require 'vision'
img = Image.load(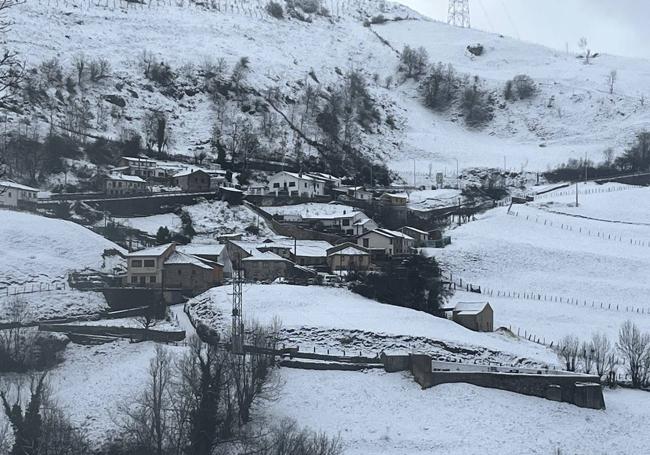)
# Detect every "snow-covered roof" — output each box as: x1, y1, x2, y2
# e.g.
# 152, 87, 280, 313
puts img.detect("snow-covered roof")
164, 251, 214, 270
368, 228, 415, 241
454, 302, 491, 315
381, 192, 408, 199
128, 243, 174, 257
177, 244, 226, 257
402, 226, 429, 235
232, 238, 332, 258
0, 180, 39, 192
106, 174, 146, 183
173, 168, 208, 178
121, 156, 156, 163
354, 218, 374, 226
274, 171, 316, 181
242, 251, 290, 262
329, 246, 369, 256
